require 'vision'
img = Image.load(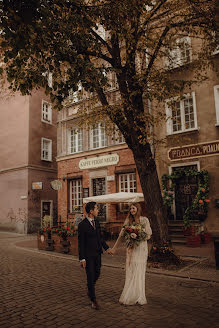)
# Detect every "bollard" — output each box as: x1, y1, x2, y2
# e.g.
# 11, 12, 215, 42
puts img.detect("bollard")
213, 236, 219, 270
